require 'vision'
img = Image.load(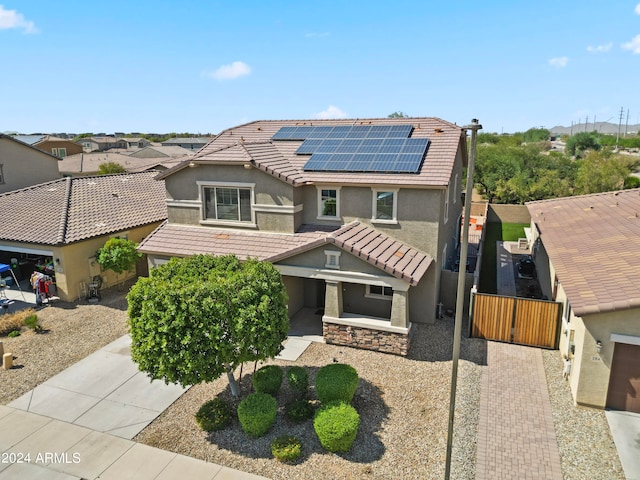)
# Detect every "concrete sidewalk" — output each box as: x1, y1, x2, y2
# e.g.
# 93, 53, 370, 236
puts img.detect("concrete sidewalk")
0, 405, 267, 480
605, 410, 640, 480
2, 335, 270, 479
